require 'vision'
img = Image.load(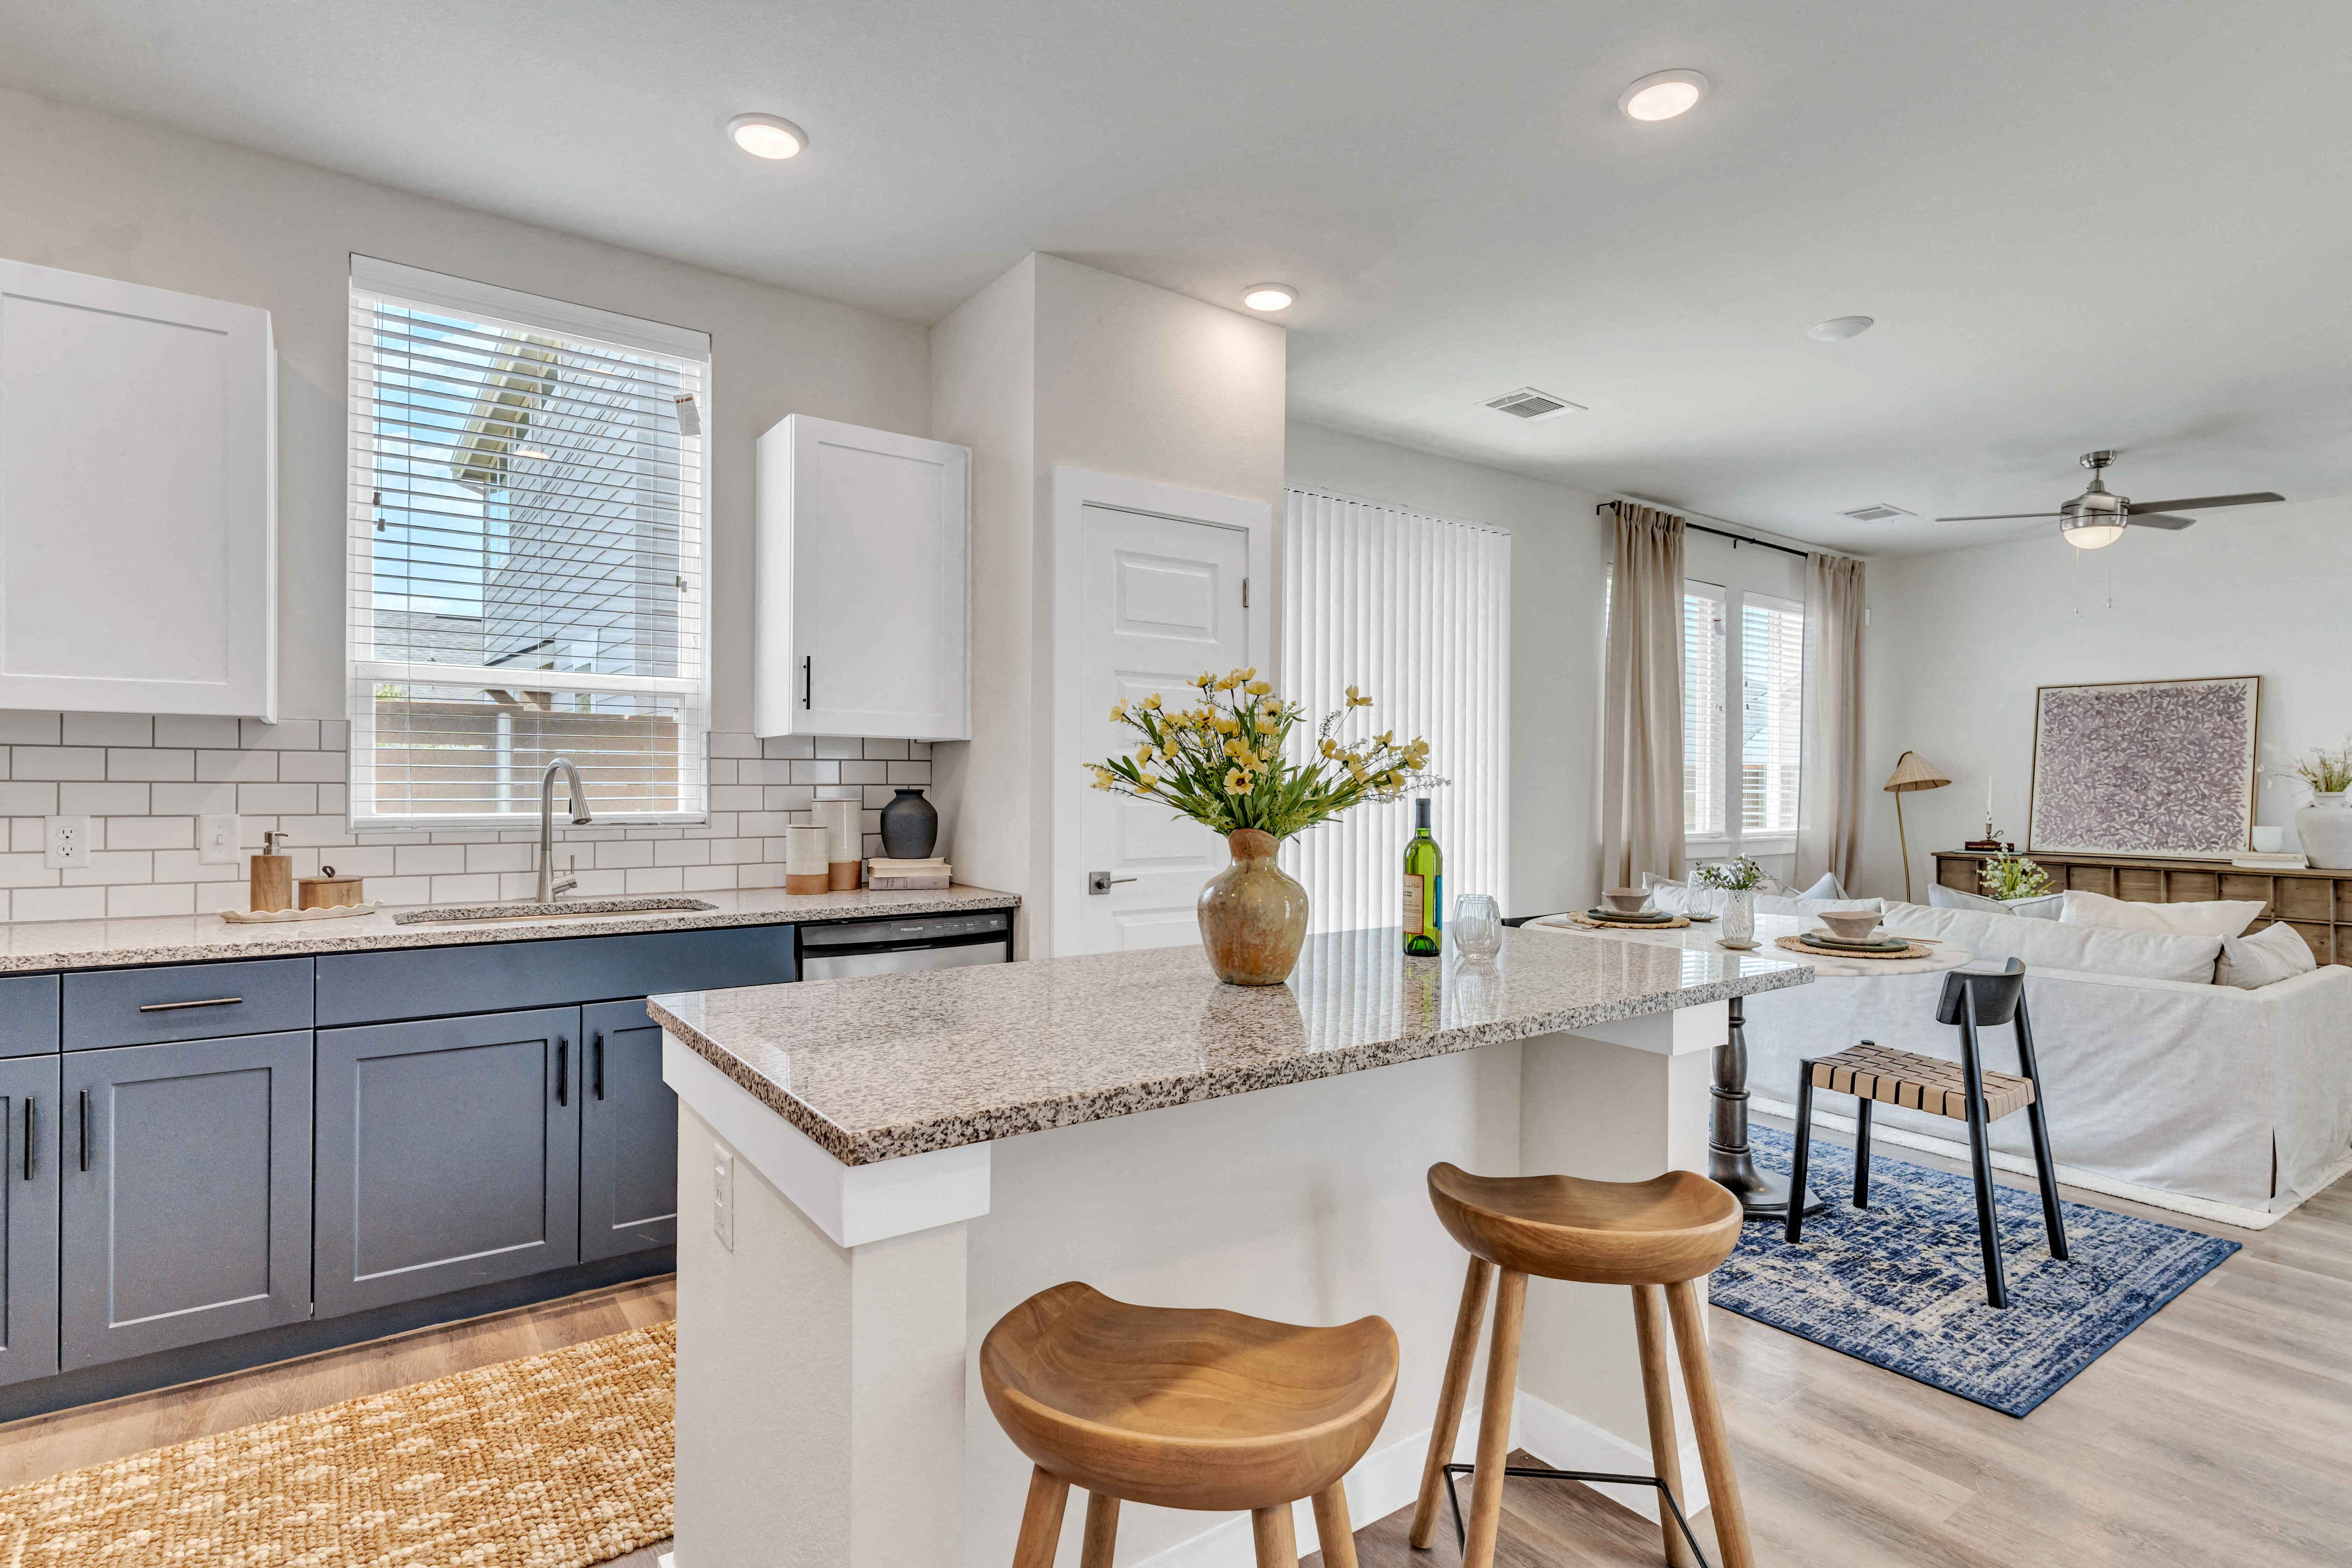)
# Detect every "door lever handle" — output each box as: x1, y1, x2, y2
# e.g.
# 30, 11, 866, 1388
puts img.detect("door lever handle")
1087, 871, 1139, 895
